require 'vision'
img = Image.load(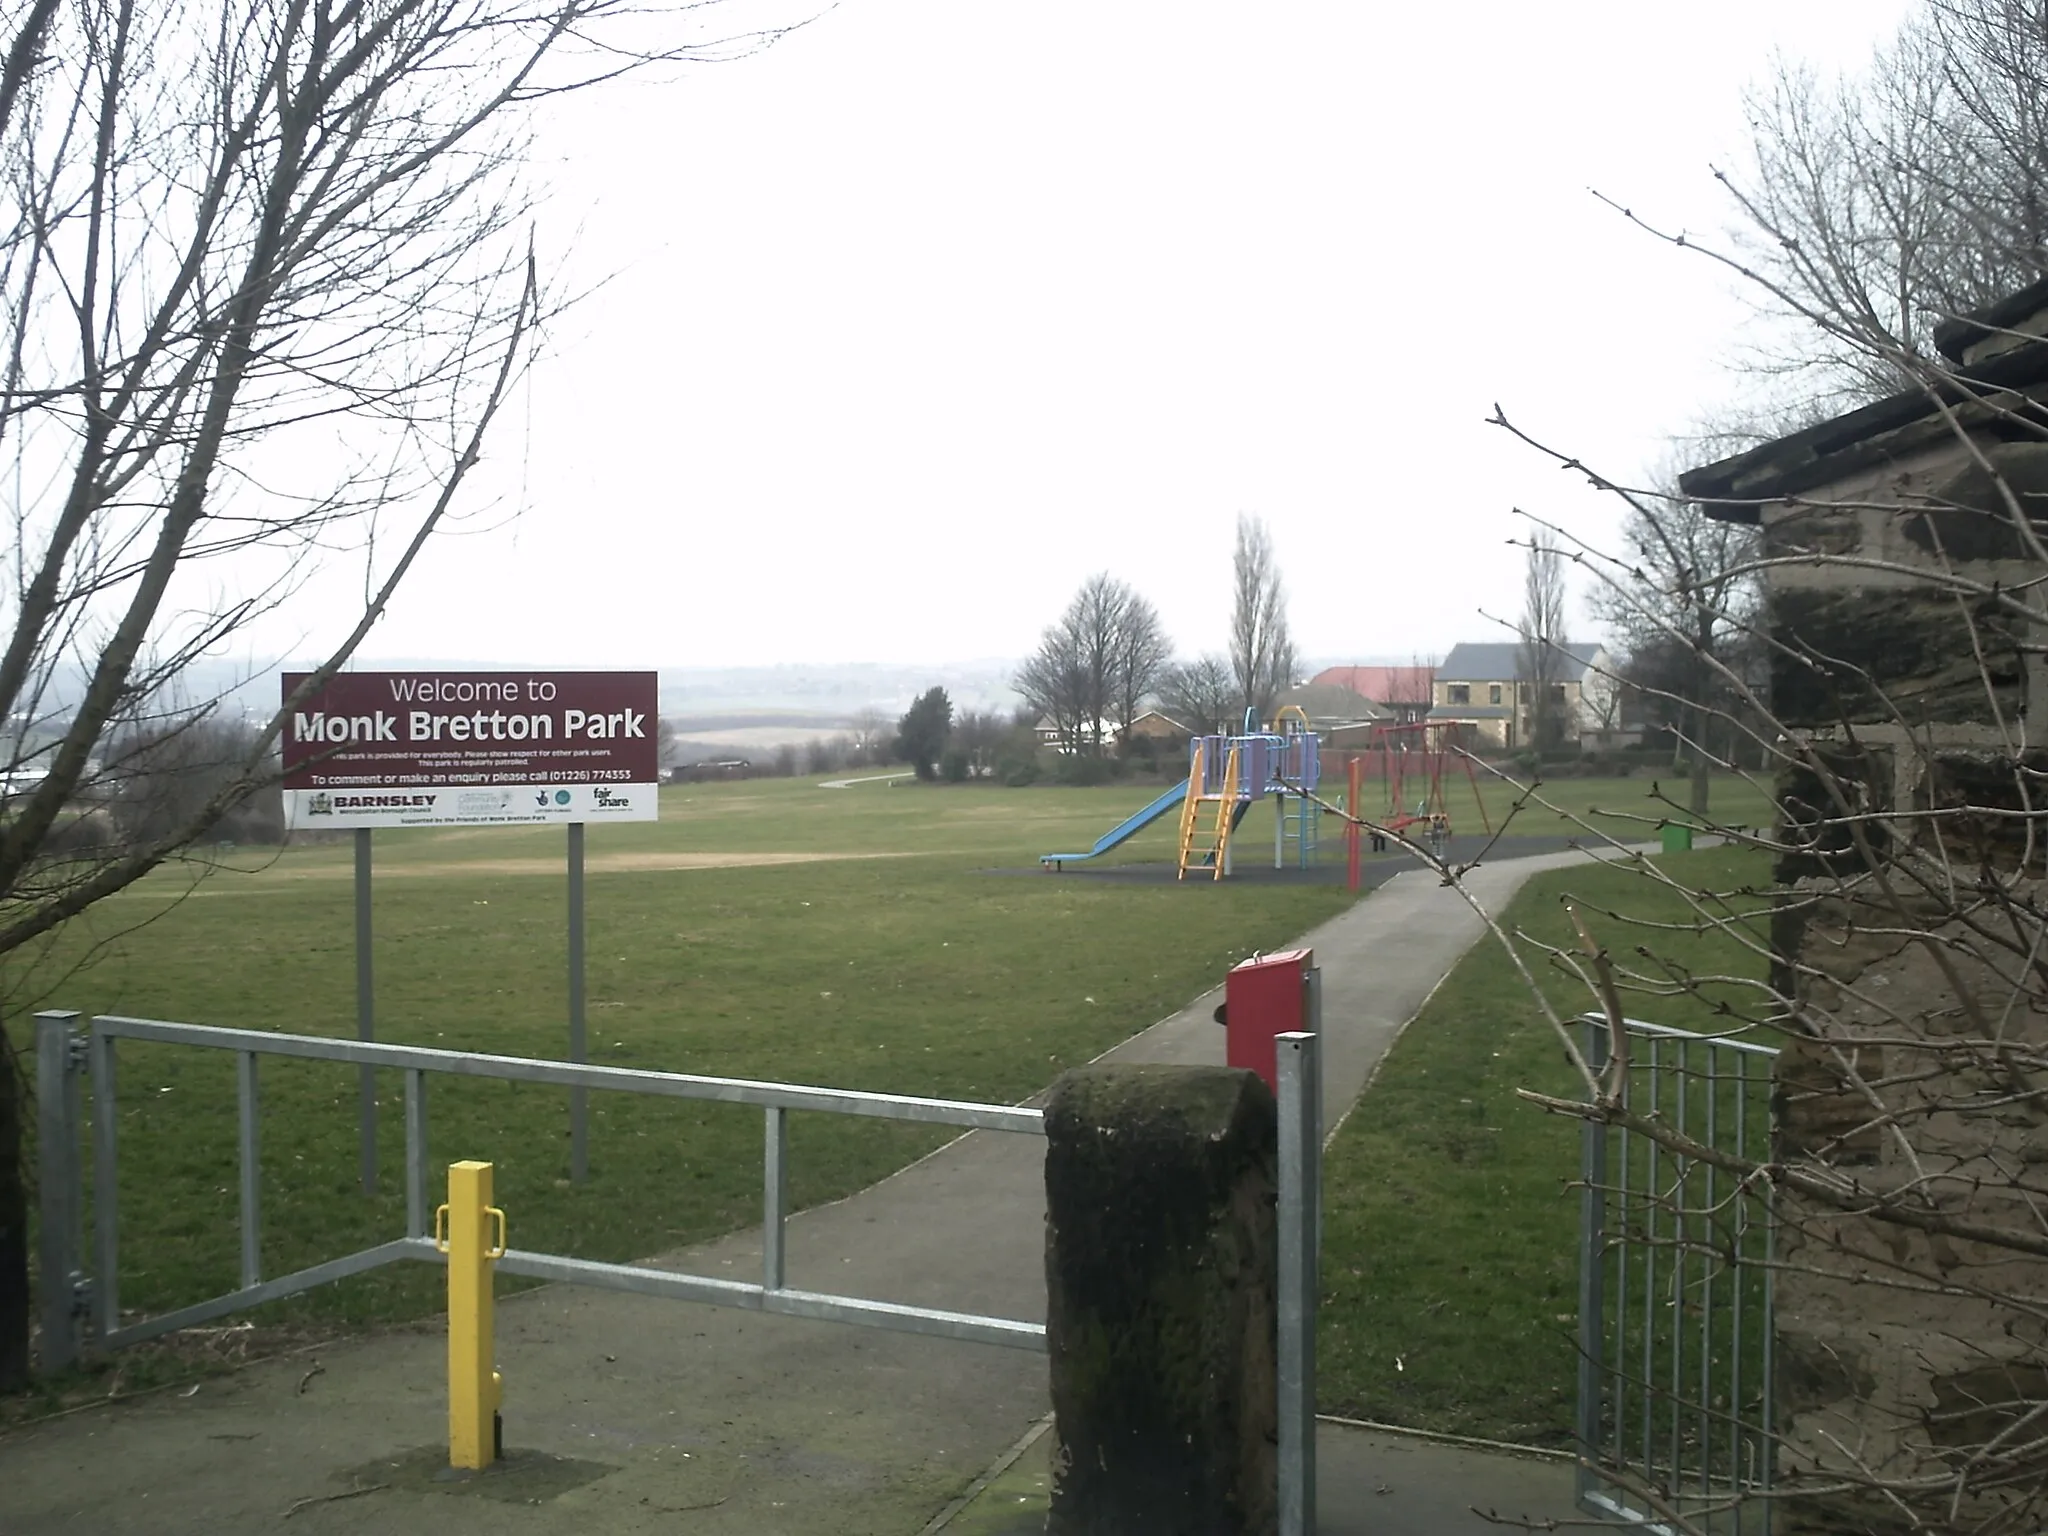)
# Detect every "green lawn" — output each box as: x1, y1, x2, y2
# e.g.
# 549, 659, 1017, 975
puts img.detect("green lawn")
1341, 763, 1777, 846
1315, 844, 1775, 1446
12, 777, 1357, 1356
